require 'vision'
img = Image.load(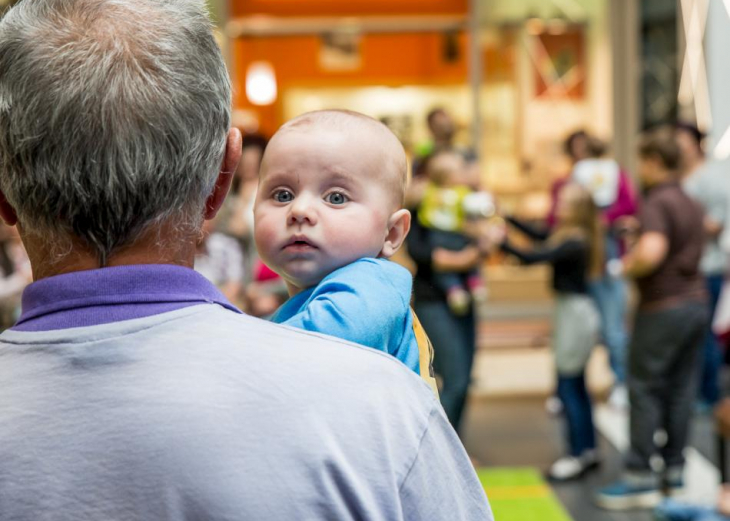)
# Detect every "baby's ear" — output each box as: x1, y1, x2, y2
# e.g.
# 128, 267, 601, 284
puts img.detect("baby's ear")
380, 209, 411, 258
